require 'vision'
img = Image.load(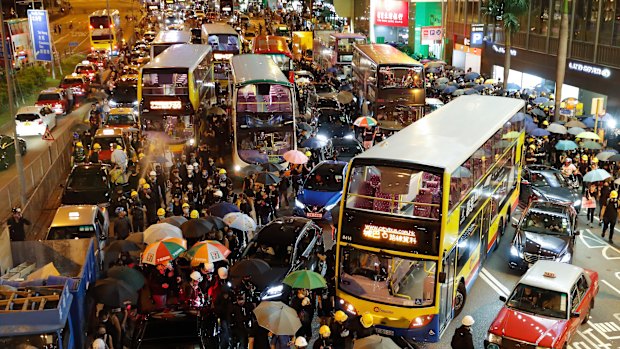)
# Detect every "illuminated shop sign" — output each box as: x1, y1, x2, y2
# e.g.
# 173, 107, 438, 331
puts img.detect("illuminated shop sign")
568, 61, 611, 78
374, 0, 409, 27
214, 53, 234, 61
362, 224, 418, 246
492, 44, 517, 56
150, 100, 182, 110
